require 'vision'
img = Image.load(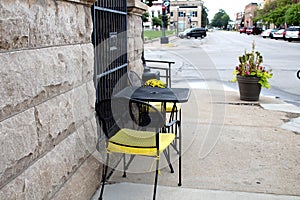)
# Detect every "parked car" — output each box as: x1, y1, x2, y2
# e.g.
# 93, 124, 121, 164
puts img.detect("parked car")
261, 29, 273, 38
178, 28, 193, 39
239, 27, 247, 34
272, 29, 286, 40
269, 29, 279, 39
285, 26, 300, 42
246, 26, 262, 35
185, 27, 207, 39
